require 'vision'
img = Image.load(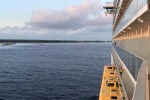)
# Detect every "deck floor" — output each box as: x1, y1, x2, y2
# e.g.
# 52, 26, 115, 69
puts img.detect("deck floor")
99, 65, 122, 100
